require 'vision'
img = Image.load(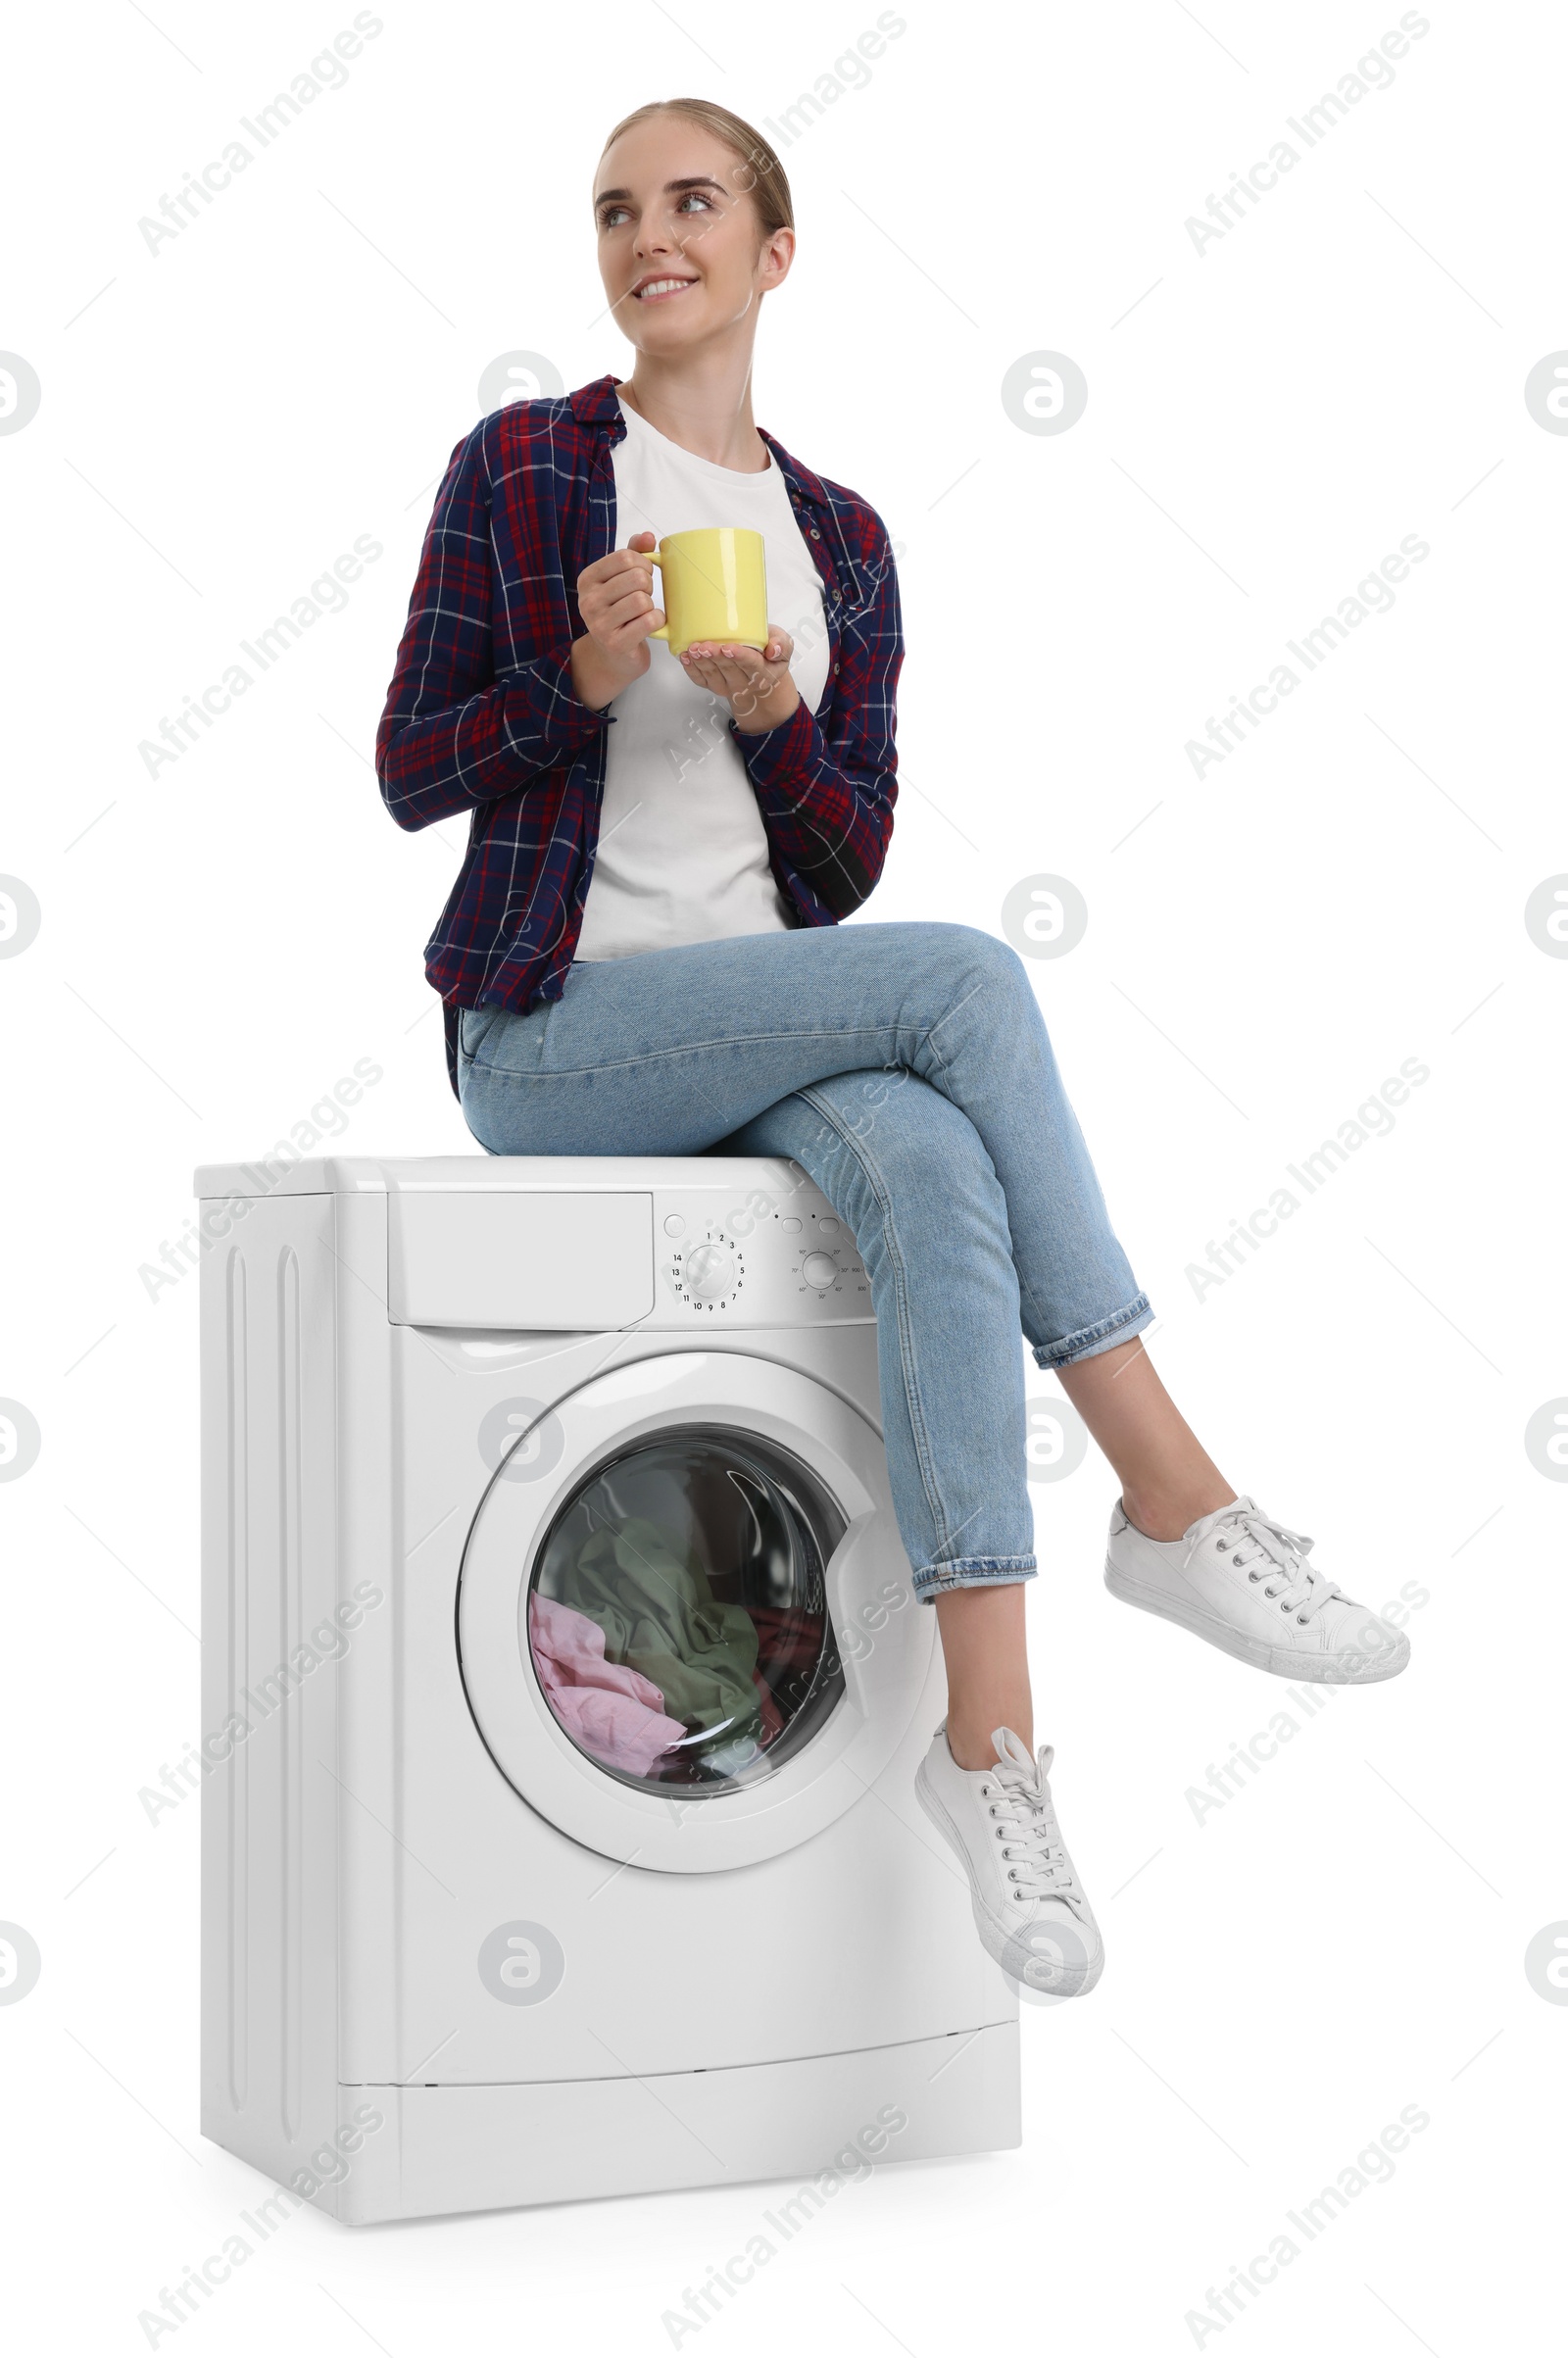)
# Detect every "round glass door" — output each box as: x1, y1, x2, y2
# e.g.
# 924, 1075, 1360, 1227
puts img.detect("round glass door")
525, 1425, 846, 1794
